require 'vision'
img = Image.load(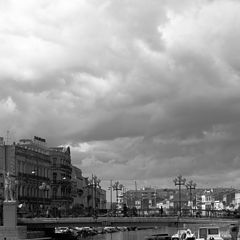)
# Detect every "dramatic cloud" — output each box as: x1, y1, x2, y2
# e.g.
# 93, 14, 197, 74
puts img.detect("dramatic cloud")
1, 0, 240, 190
